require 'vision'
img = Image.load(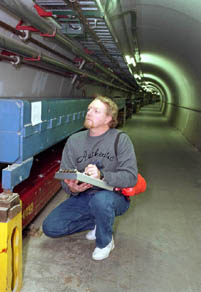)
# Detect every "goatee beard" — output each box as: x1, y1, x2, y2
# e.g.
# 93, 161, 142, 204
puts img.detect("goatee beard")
84, 119, 93, 129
